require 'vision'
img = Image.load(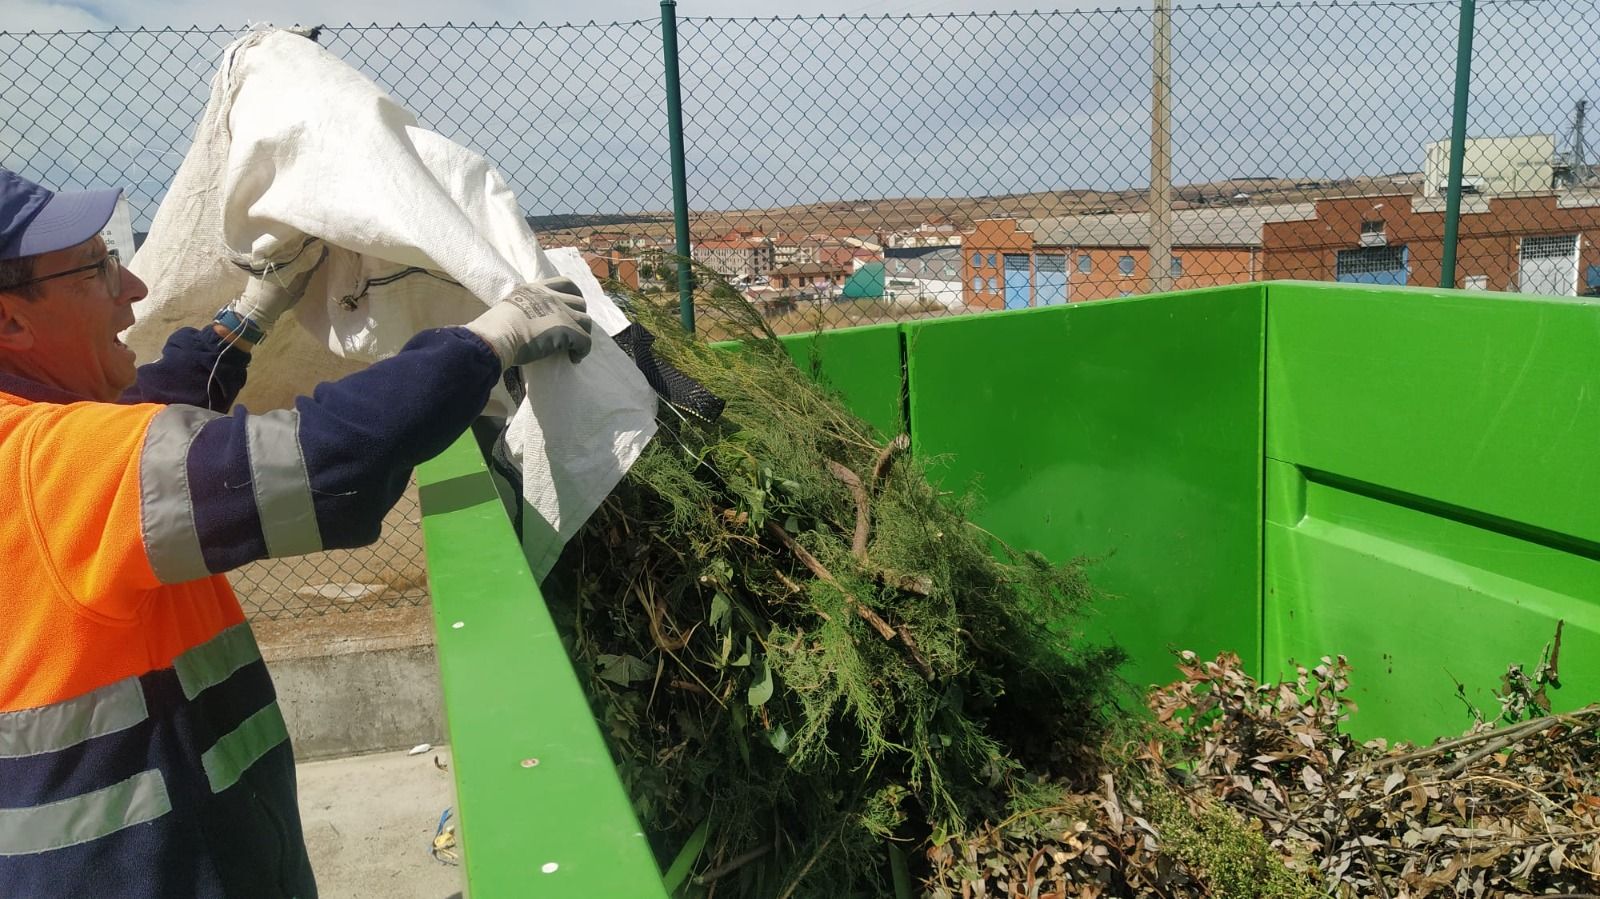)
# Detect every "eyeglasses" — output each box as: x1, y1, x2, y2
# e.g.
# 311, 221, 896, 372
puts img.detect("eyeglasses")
15, 252, 122, 295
